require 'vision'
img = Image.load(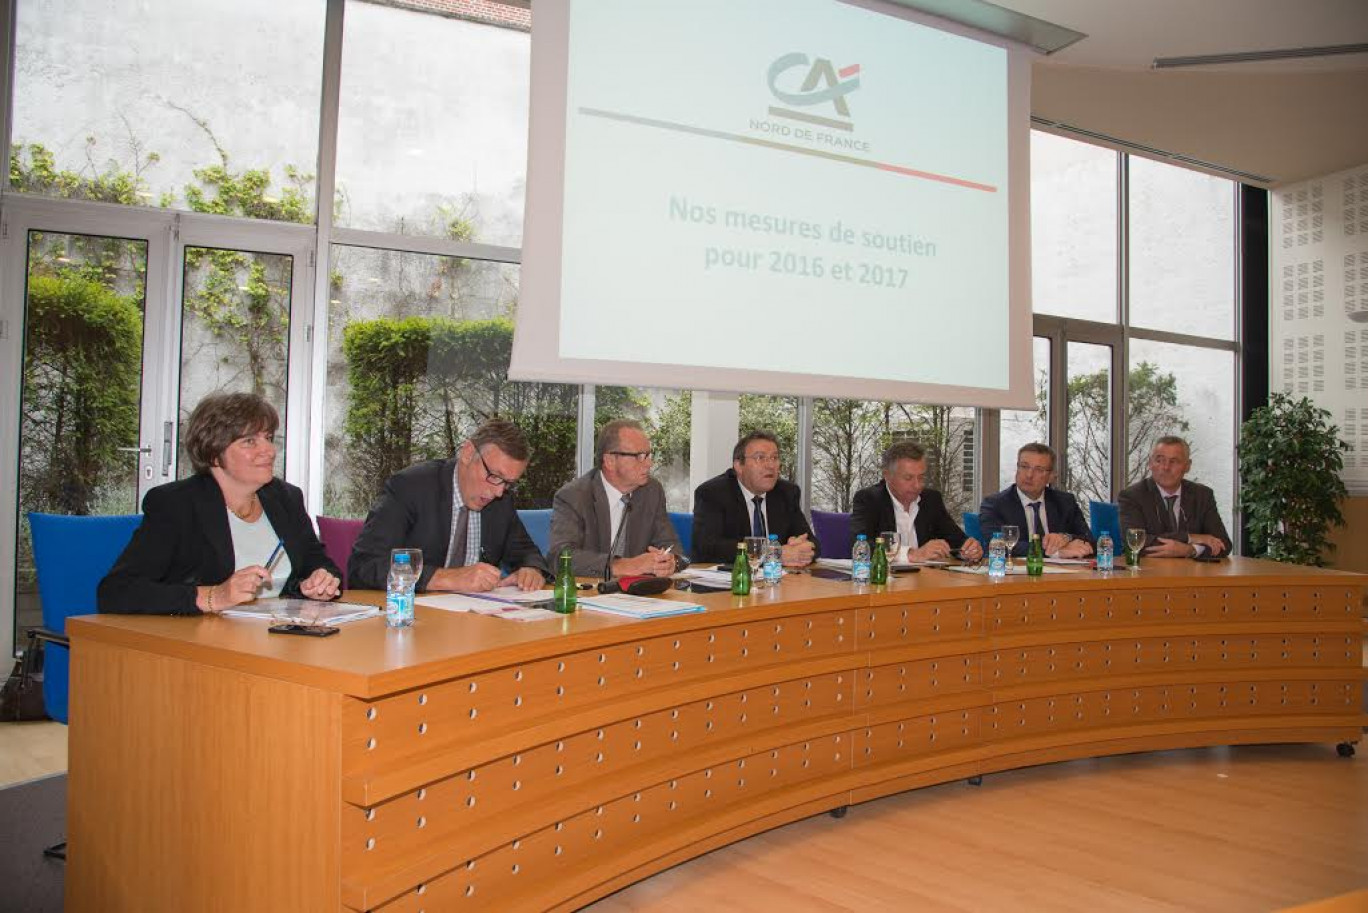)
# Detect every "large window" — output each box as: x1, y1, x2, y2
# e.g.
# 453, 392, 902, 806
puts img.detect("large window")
12, 0, 324, 219
810, 400, 977, 518
0, 6, 1249, 656
1030, 130, 1118, 322
1129, 157, 1236, 340
335, 1, 530, 245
